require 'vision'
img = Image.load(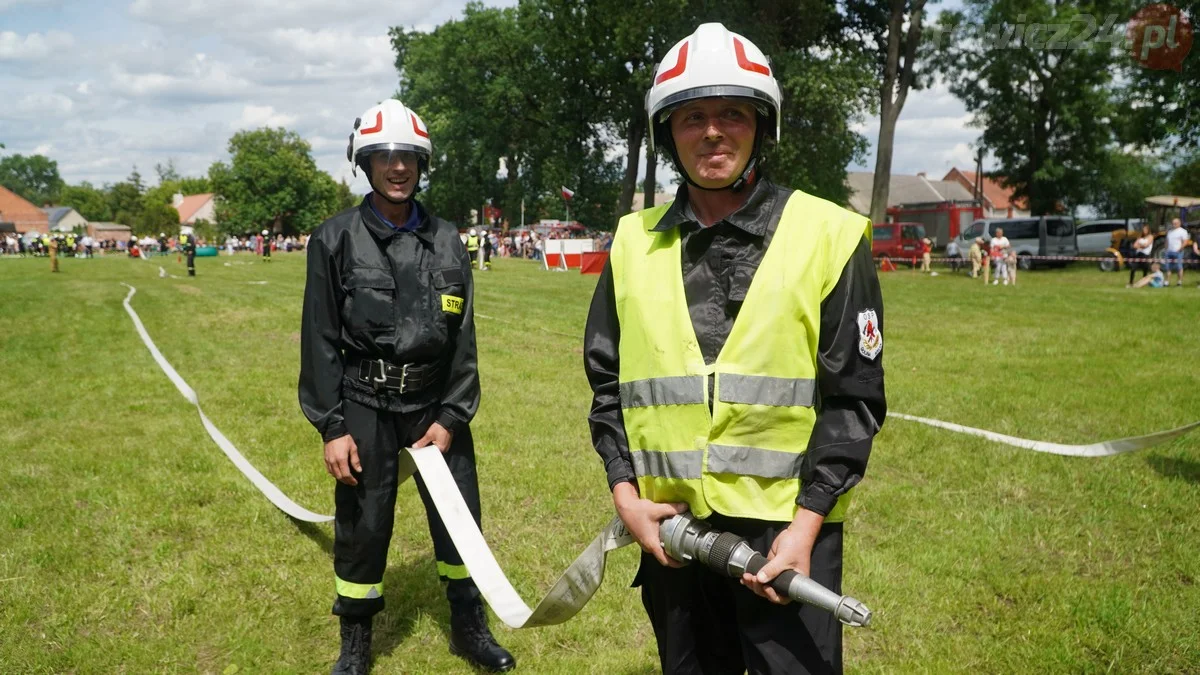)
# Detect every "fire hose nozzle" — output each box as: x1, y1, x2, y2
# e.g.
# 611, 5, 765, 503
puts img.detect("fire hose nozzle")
659, 513, 873, 627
